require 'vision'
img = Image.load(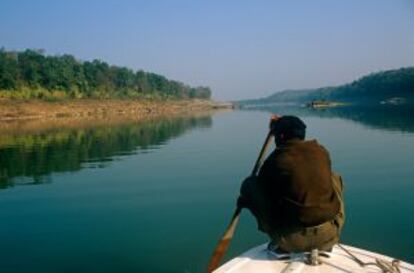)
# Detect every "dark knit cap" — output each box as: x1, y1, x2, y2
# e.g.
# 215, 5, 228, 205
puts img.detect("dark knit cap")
271, 115, 307, 140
